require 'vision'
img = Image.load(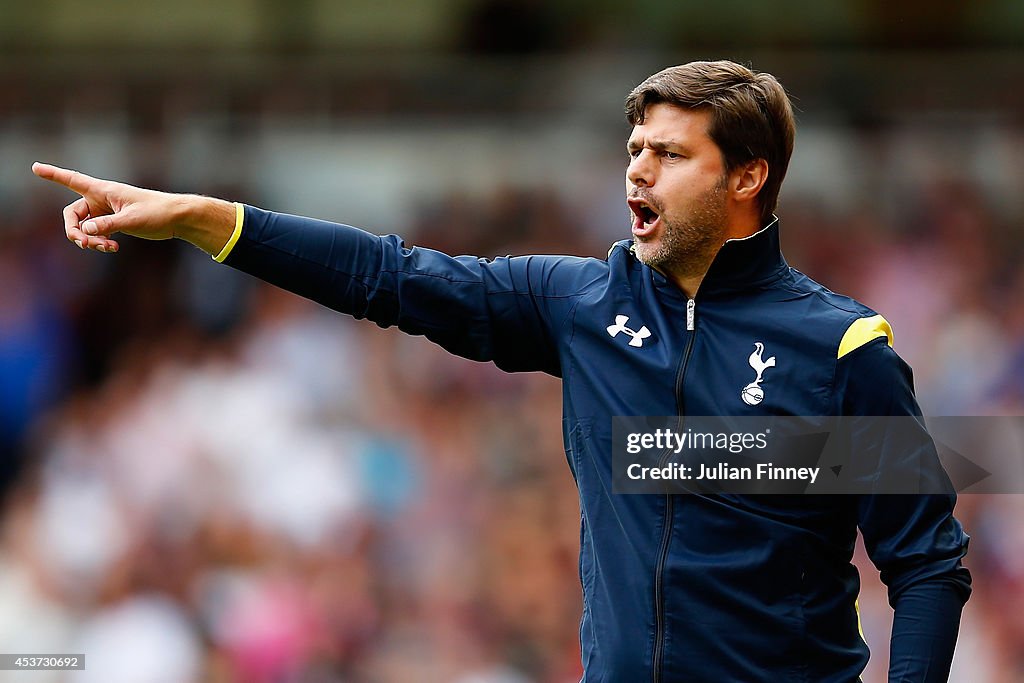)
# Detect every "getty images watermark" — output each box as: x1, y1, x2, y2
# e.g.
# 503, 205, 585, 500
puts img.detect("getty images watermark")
611, 416, 1022, 495
623, 427, 824, 484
